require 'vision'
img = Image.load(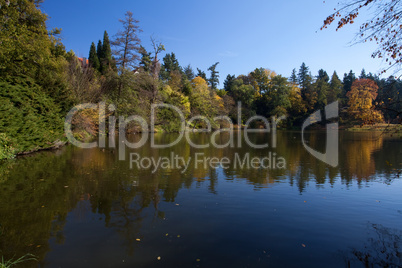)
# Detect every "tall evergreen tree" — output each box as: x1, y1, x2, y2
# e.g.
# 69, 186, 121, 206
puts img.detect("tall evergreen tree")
297, 63, 314, 105
359, 68, 367, 79
96, 40, 103, 60
314, 69, 330, 110
139, 45, 152, 73
290, 68, 298, 84
342, 70, 356, 99
208, 62, 220, 90
88, 42, 100, 71
297, 63, 310, 92
101, 31, 113, 71
328, 71, 343, 103
183, 64, 195, 81
317, 69, 329, 82
160, 53, 181, 80
196, 68, 207, 81
224, 74, 236, 93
